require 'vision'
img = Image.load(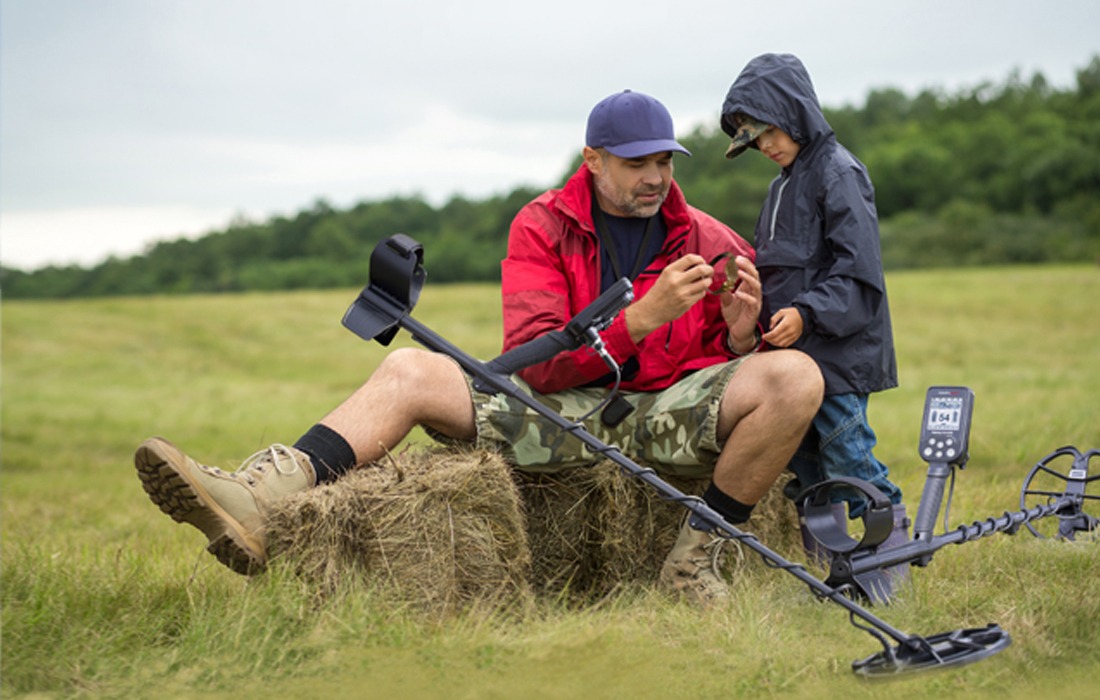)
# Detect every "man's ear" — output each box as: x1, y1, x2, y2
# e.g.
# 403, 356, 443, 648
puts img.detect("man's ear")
582, 146, 603, 174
